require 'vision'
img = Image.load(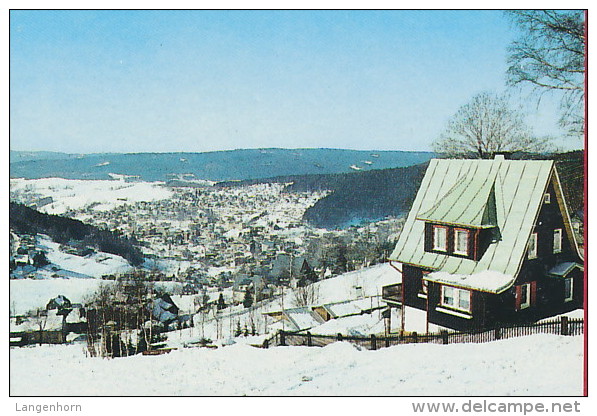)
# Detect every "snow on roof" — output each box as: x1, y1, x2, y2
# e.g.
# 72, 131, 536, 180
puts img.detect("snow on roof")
64, 307, 86, 324
425, 270, 513, 293
323, 298, 378, 318
310, 312, 385, 336
313, 263, 399, 304
285, 308, 324, 331
389, 158, 558, 293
